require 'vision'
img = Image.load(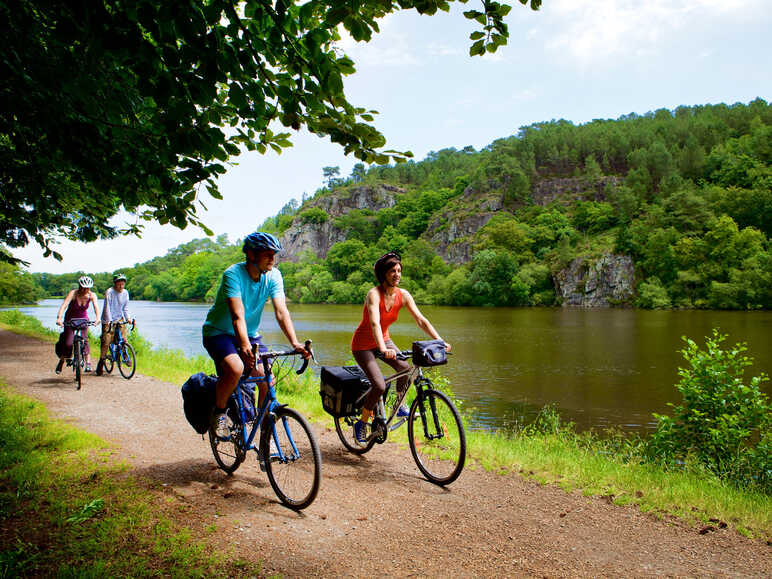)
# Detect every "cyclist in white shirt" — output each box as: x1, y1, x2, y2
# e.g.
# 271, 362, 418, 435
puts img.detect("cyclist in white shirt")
96, 273, 132, 376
